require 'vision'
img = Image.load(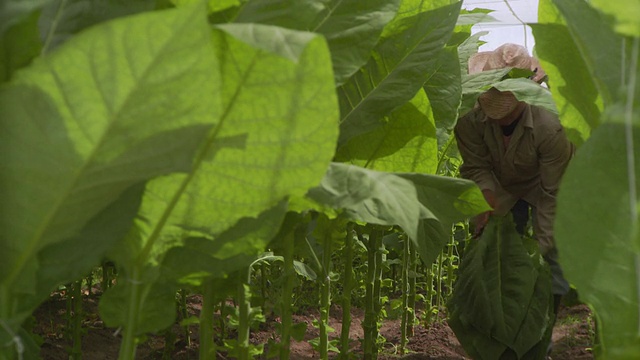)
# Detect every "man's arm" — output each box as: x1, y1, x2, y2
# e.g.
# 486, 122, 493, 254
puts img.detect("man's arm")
454, 115, 496, 193
454, 115, 497, 234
